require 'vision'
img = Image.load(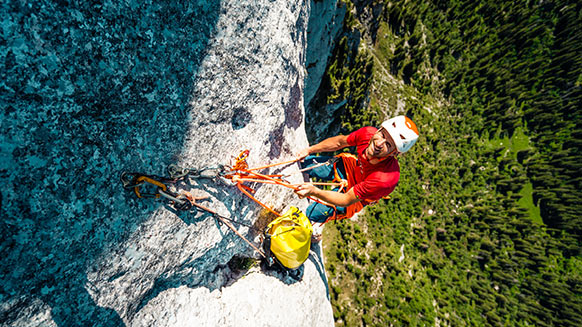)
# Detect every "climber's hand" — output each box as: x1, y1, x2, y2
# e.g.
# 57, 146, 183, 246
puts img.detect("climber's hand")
294, 183, 317, 199
296, 147, 311, 161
